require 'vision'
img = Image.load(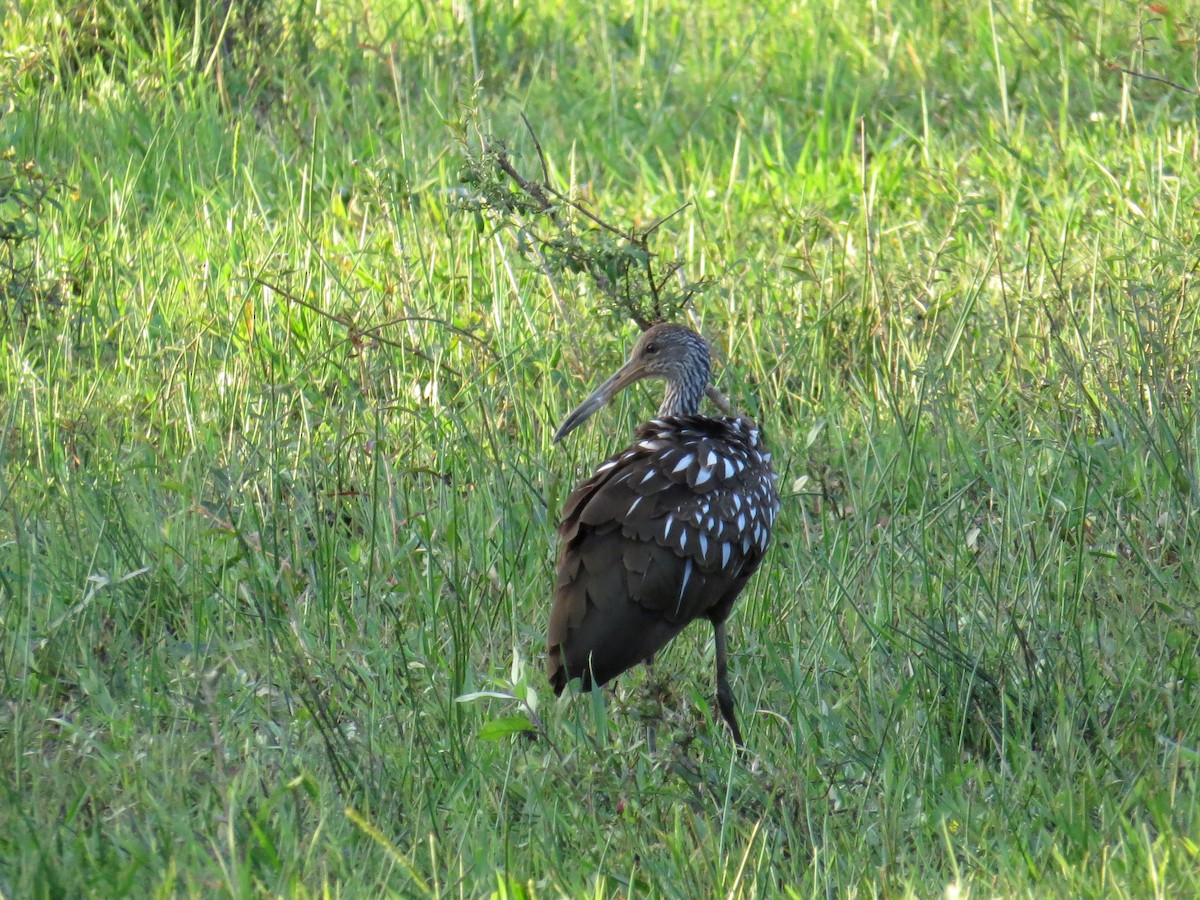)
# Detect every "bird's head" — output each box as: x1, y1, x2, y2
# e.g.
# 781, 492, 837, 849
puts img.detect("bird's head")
554, 323, 712, 442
